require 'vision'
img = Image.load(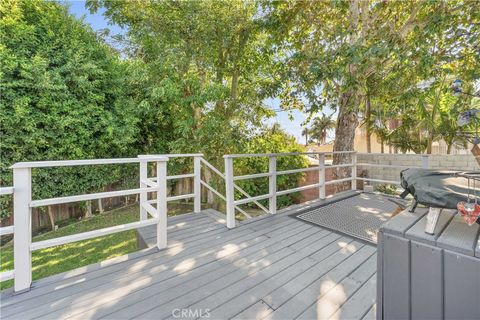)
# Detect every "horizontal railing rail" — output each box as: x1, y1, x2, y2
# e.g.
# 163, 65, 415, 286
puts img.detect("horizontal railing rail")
0, 187, 14, 196
29, 188, 154, 207
10, 157, 167, 169
223, 151, 357, 158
